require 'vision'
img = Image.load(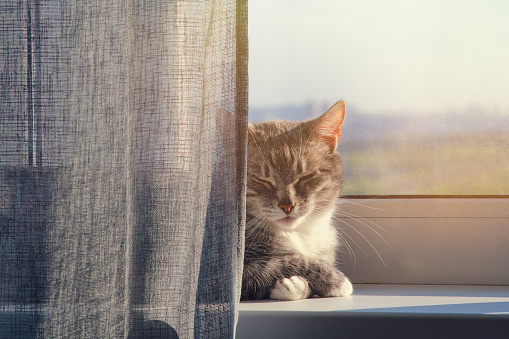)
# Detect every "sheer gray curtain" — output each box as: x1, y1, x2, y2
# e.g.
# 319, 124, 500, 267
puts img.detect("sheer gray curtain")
0, 0, 248, 337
